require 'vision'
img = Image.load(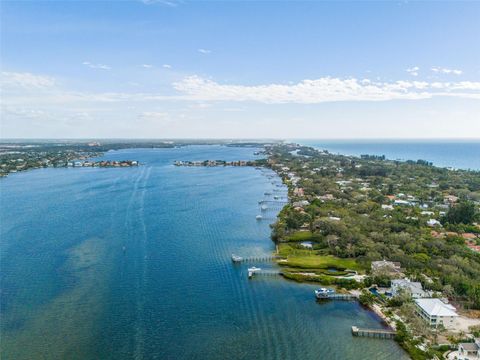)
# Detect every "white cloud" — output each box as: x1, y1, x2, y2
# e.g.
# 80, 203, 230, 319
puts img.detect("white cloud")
1, 71, 56, 89
82, 61, 111, 70
141, 64, 154, 68
173, 75, 480, 103
431, 67, 463, 75
198, 48, 211, 54
406, 66, 419, 76
3, 71, 479, 112
163, 64, 172, 69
